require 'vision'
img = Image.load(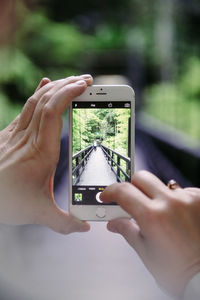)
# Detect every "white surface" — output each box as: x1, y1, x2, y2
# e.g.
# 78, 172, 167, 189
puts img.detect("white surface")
0, 205, 171, 300
0, 146, 172, 300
